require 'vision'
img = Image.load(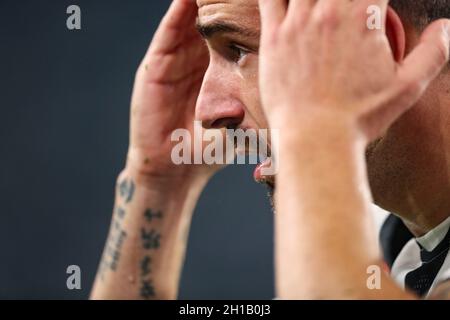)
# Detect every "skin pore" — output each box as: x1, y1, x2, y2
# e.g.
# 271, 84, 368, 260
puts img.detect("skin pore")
197, 0, 450, 237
